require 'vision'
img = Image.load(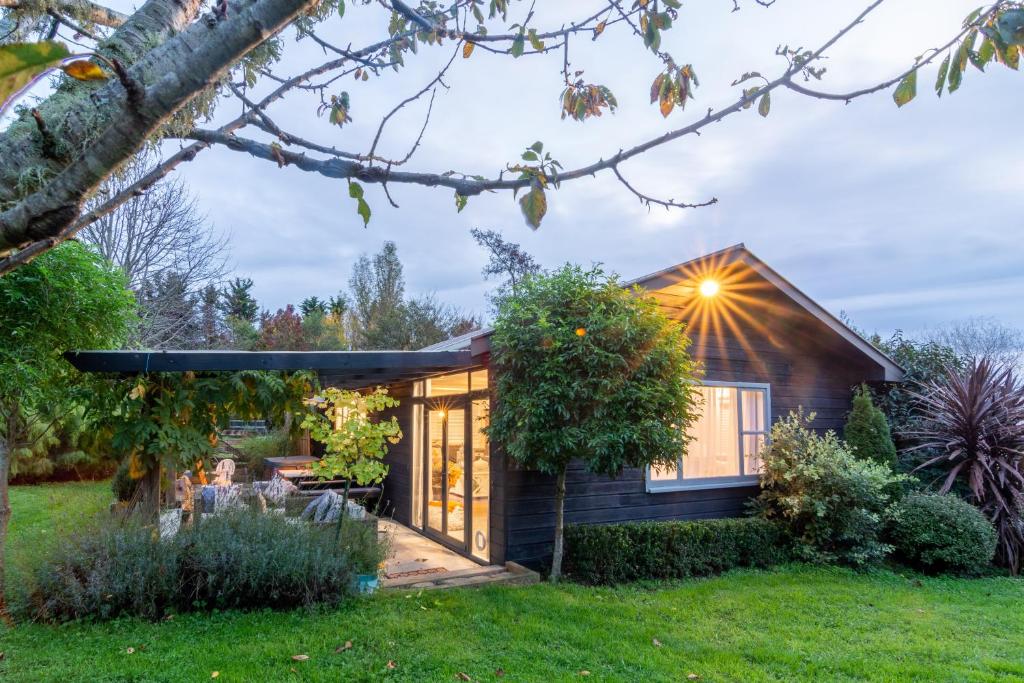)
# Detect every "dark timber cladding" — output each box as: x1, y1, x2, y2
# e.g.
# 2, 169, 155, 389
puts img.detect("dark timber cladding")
64, 350, 474, 387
